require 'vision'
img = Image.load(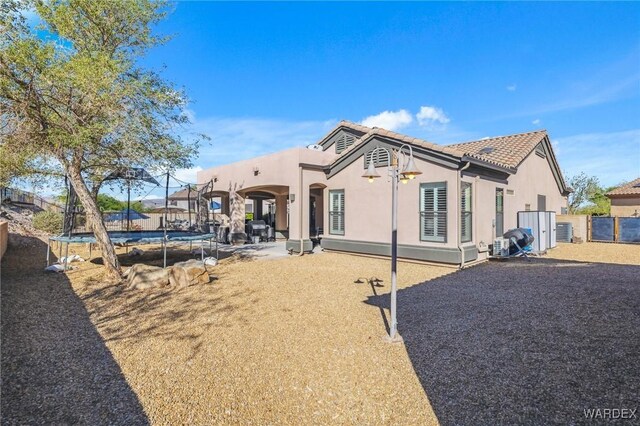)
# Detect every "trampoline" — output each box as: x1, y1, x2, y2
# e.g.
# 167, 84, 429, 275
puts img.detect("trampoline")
49, 167, 219, 270
47, 230, 217, 269
51, 230, 215, 244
